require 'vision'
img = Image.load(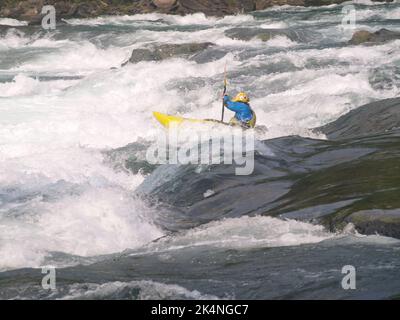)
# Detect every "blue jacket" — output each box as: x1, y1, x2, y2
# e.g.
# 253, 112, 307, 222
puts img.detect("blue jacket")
223, 95, 253, 122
